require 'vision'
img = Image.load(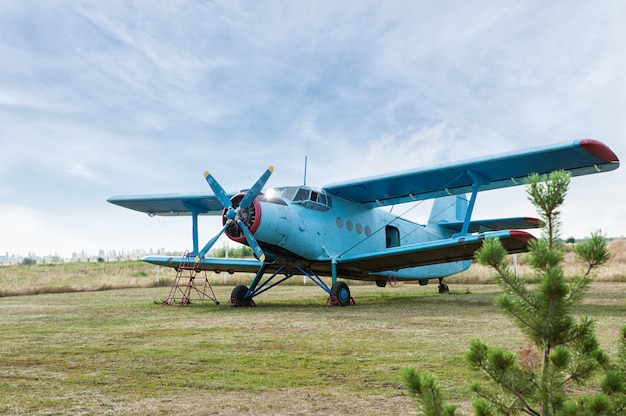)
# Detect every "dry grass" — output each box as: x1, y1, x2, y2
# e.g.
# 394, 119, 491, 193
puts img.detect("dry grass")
450, 238, 626, 284
2, 239, 625, 299
0, 261, 169, 297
